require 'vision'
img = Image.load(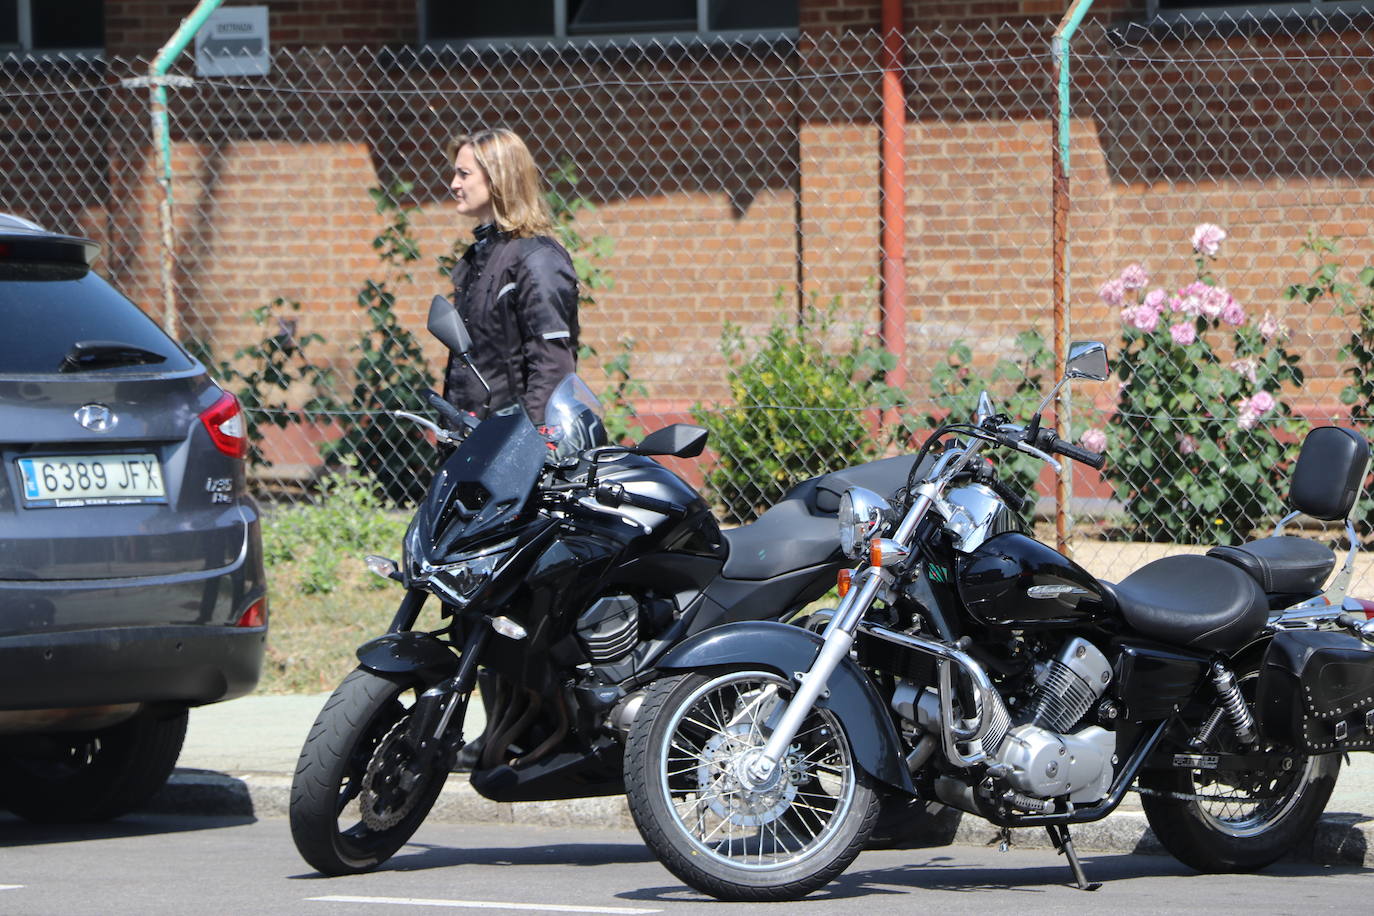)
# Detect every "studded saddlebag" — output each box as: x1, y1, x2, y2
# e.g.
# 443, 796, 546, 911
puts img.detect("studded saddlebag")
1256, 629, 1374, 752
